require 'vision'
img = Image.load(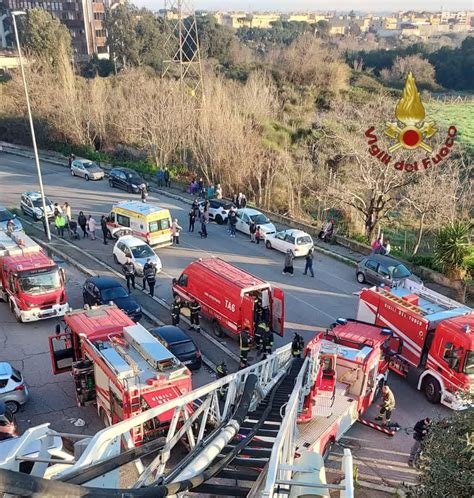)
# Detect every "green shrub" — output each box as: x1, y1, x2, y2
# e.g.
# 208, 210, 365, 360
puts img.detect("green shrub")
434, 221, 472, 279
